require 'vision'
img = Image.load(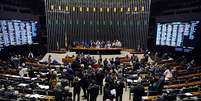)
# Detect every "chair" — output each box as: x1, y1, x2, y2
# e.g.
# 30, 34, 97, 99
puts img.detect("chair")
48, 90, 55, 96
180, 88, 192, 93
24, 89, 33, 94
35, 89, 46, 95
189, 77, 200, 82
147, 91, 160, 96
